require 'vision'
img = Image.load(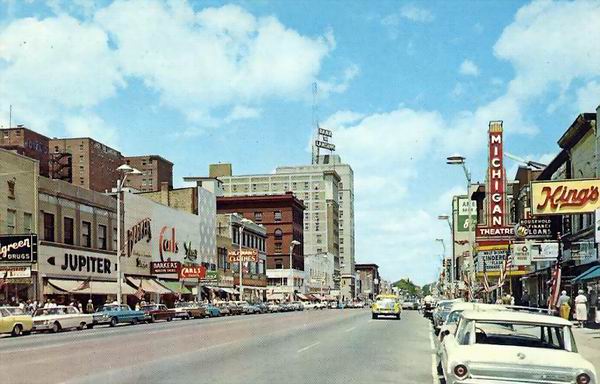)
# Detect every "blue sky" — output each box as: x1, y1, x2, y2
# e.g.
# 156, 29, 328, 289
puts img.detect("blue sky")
2, 0, 600, 285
